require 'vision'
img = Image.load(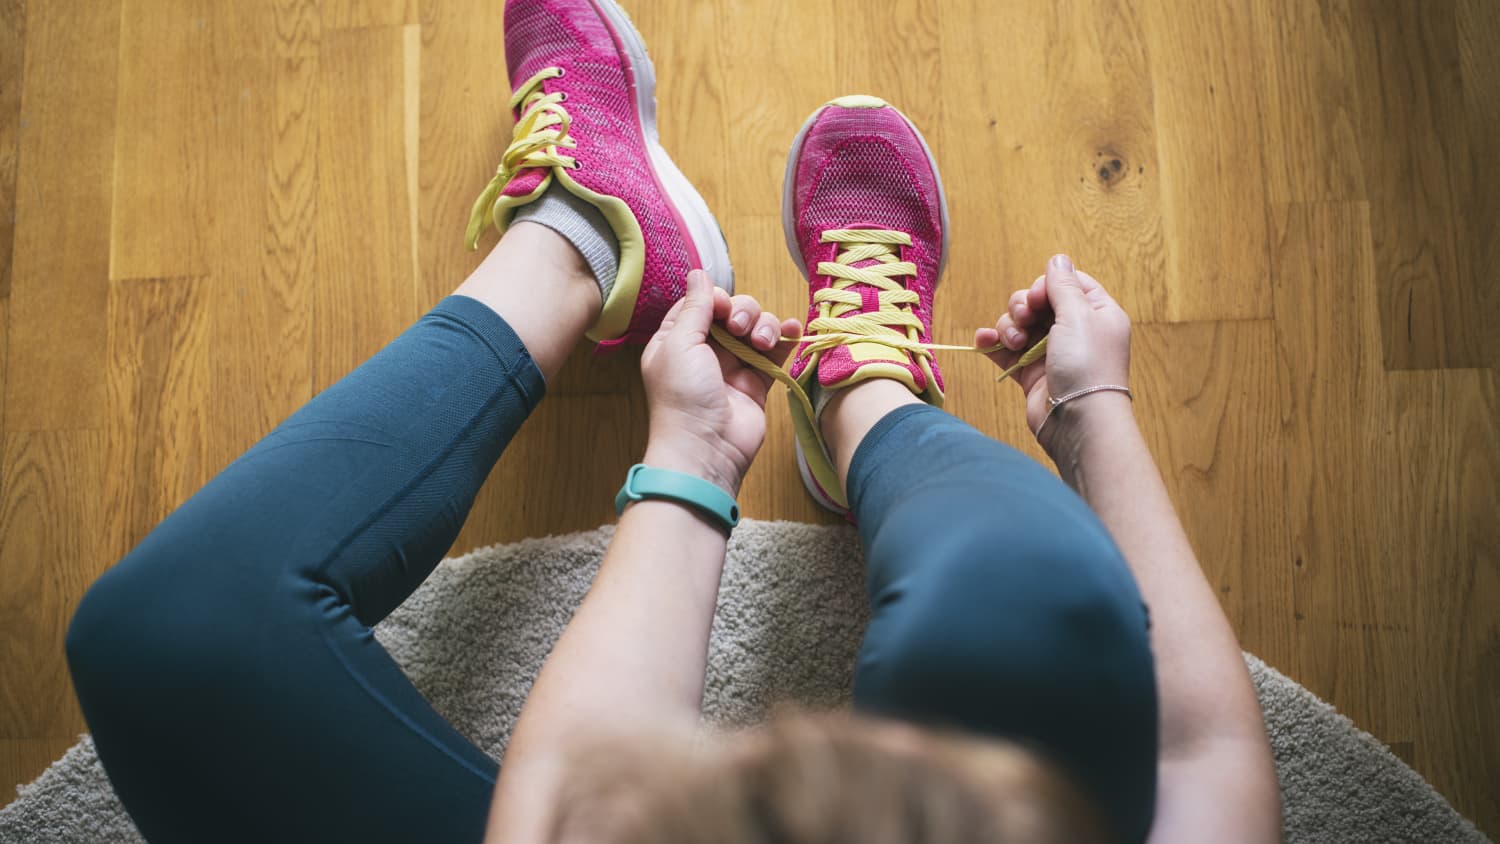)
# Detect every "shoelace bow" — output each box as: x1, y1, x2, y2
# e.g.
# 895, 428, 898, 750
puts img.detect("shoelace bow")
710, 229, 1050, 436
466, 67, 579, 249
